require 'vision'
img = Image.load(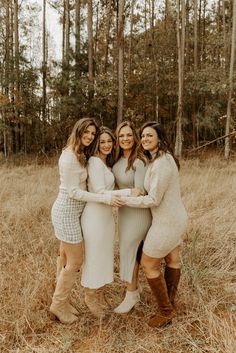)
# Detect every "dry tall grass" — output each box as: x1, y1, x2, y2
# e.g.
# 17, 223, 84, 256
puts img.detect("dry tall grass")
0, 156, 235, 353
